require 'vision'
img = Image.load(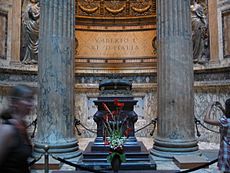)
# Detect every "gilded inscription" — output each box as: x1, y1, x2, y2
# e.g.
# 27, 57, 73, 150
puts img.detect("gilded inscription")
76, 30, 156, 58
91, 38, 139, 51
